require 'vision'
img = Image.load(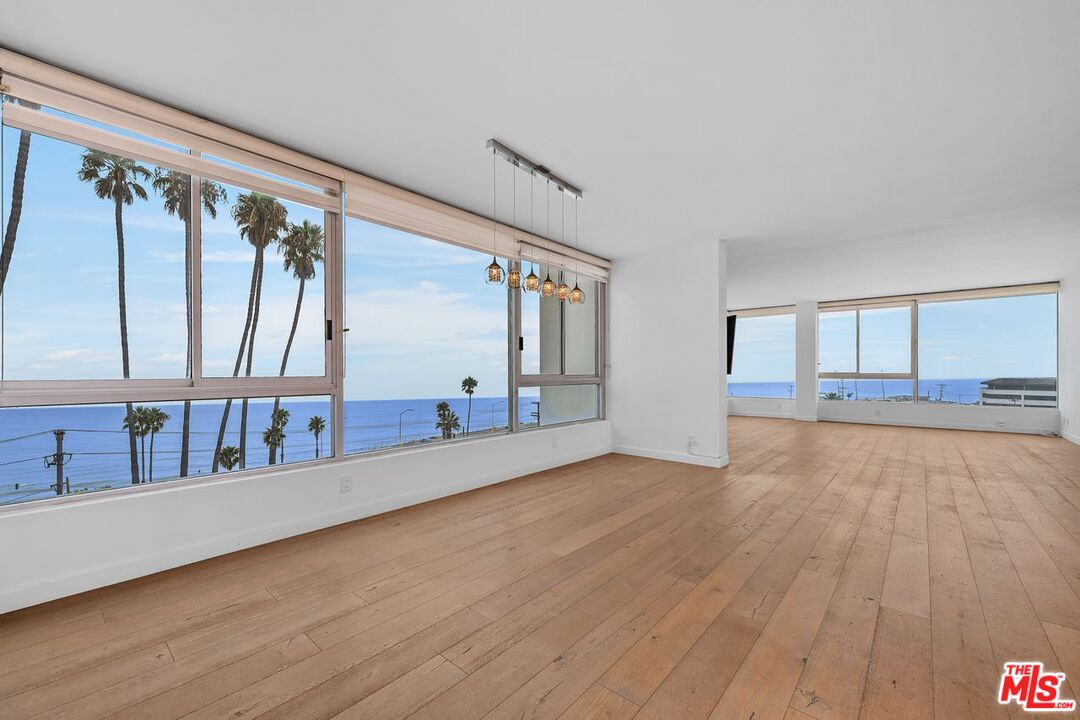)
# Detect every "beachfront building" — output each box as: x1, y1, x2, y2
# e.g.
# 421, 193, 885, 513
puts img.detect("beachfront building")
980, 377, 1059, 408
